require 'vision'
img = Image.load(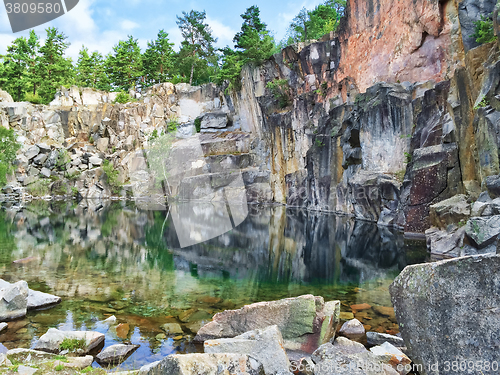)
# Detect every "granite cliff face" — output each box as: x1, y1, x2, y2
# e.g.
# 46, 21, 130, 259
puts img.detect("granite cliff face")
1, 0, 500, 240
